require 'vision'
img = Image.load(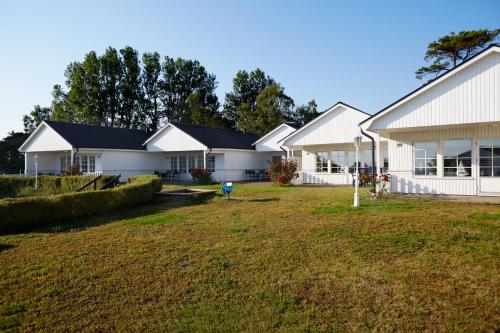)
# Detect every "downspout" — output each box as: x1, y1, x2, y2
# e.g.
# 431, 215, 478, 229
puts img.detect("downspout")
360, 128, 376, 177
